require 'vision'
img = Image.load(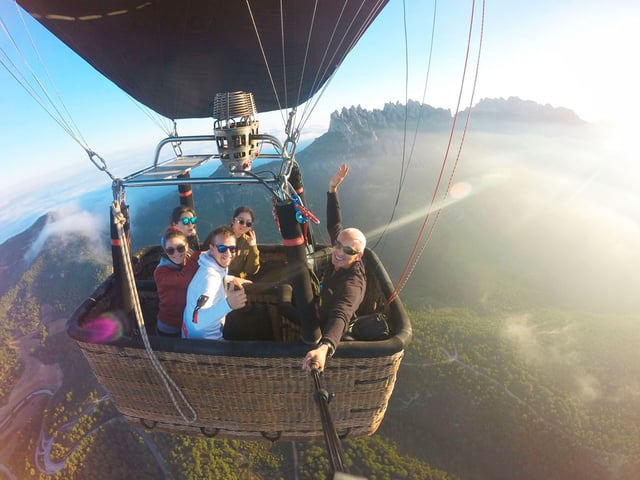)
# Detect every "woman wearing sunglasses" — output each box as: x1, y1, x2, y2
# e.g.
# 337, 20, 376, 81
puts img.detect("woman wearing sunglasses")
153, 226, 201, 337
228, 205, 261, 279
170, 205, 200, 251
